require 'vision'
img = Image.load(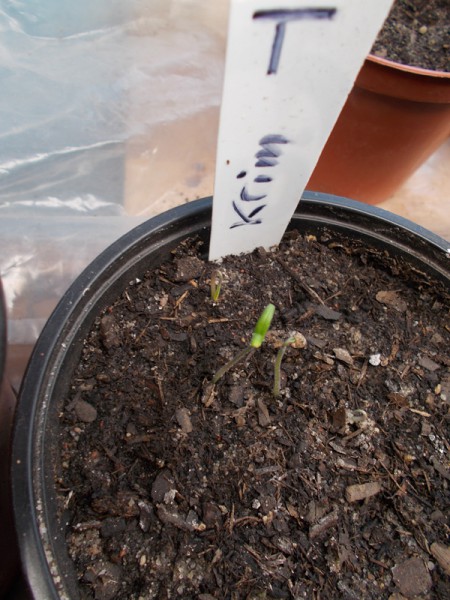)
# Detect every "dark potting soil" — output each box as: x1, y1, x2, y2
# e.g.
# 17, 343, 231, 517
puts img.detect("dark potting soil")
57, 230, 450, 600
371, 0, 450, 72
